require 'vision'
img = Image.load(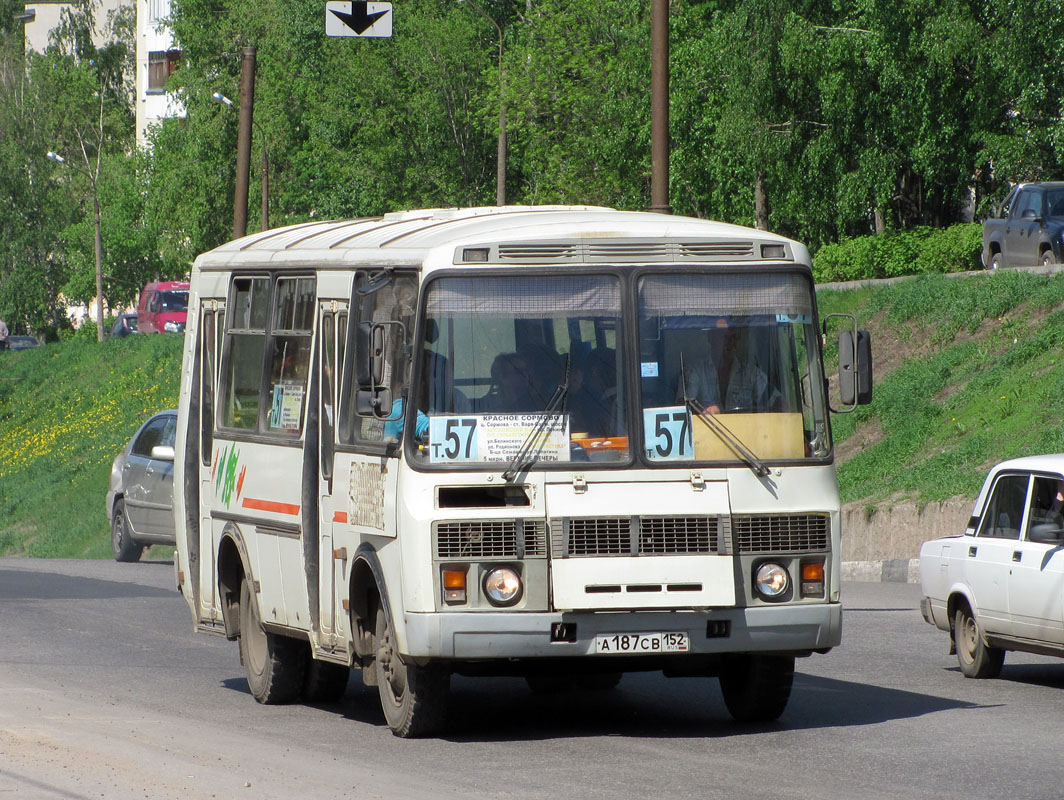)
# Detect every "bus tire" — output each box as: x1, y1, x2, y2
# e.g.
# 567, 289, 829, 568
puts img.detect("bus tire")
303, 655, 350, 703
374, 606, 449, 737
111, 500, 143, 563
718, 654, 794, 723
238, 579, 305, 704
